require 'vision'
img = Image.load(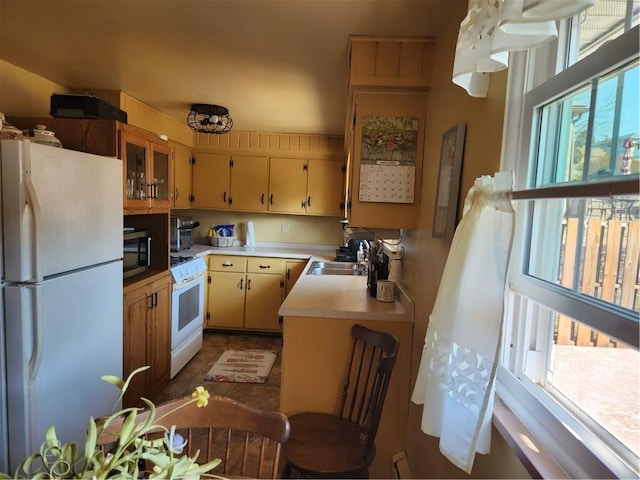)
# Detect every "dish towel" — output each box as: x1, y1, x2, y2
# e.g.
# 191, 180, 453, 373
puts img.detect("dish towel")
411, 172, 514, 474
